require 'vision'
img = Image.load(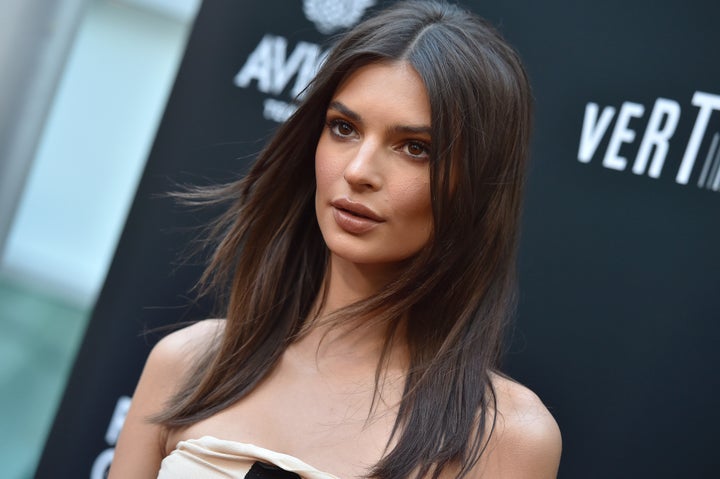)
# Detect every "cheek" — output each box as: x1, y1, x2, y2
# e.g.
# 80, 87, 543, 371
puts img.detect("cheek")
388, 174, 432, 223
314, 140, 334, 195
